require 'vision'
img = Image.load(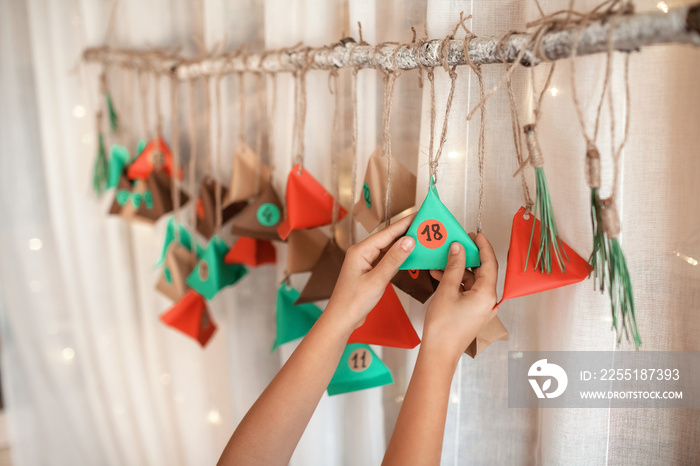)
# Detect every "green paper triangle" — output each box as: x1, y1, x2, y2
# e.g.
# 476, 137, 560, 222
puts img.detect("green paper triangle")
399, 179, 480, 270
272, 284, 323, 351
327, 344, 393, 396
136, 139, 147, 157
107, 144, 130, 190
186, 235, 248, 300
156, 217, 203, 267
